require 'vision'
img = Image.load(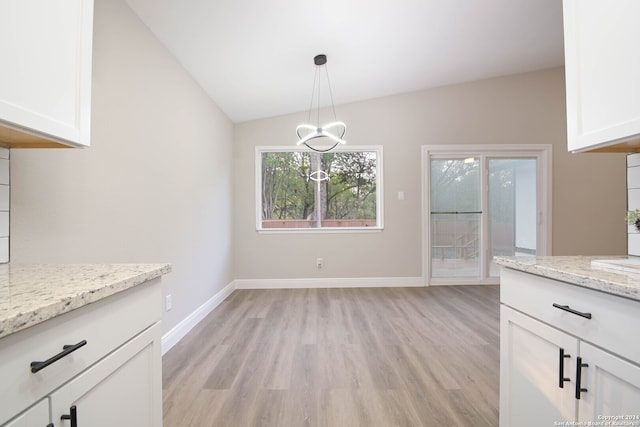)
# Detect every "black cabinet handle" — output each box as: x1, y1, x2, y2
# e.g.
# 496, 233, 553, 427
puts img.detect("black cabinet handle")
558, 348, 571, 388
552, 303, 592, 319
575, 357, 589, 399
30, 340, 87, 373
61, 405, 78, 427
